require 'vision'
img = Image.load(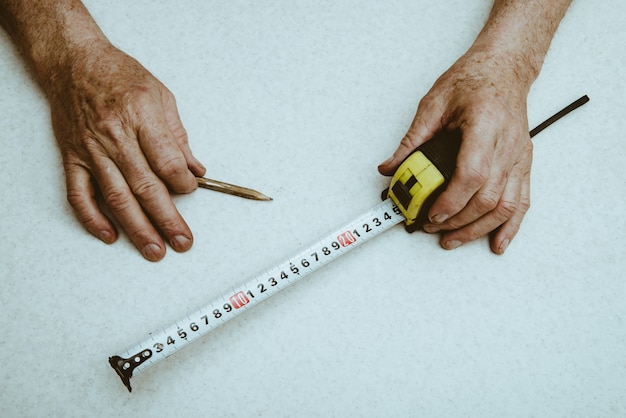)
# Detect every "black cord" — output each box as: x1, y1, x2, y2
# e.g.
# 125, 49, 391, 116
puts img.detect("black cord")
529, 95, 590, 138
